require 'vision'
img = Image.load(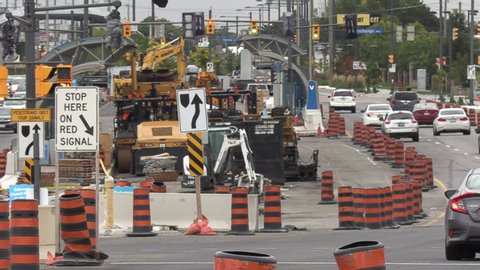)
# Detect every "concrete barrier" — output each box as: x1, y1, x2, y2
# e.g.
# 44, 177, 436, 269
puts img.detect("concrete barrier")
98, 192, 260, 231
6, 151, 16, 175
39, 205, 55, 262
